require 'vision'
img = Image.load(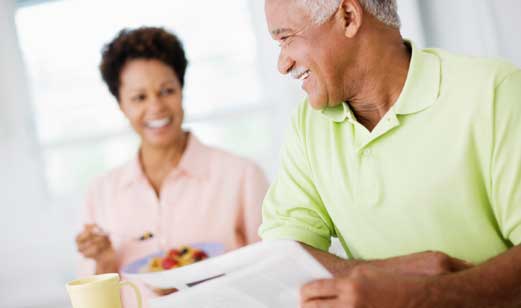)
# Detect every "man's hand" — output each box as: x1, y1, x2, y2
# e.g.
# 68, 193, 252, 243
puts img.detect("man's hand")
302, 245, 521, 308
301, 265, 430, 308
372, 250, 473, 276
